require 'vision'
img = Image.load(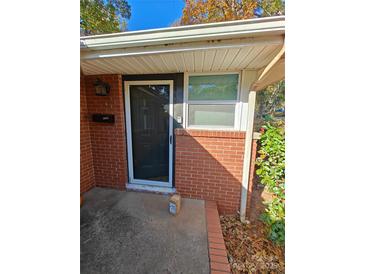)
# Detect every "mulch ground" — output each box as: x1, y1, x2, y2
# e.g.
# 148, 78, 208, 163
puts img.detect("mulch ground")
220, 215, 285, 273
